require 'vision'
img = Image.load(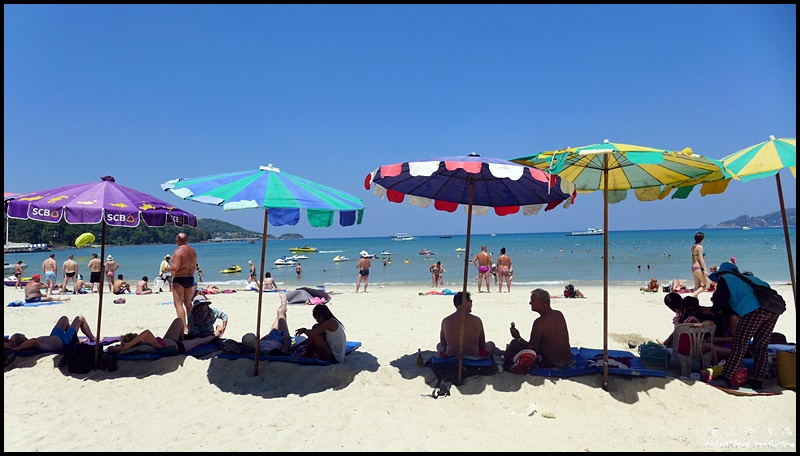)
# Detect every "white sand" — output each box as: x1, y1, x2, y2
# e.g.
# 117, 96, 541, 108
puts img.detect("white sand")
4, 283, 796, 452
